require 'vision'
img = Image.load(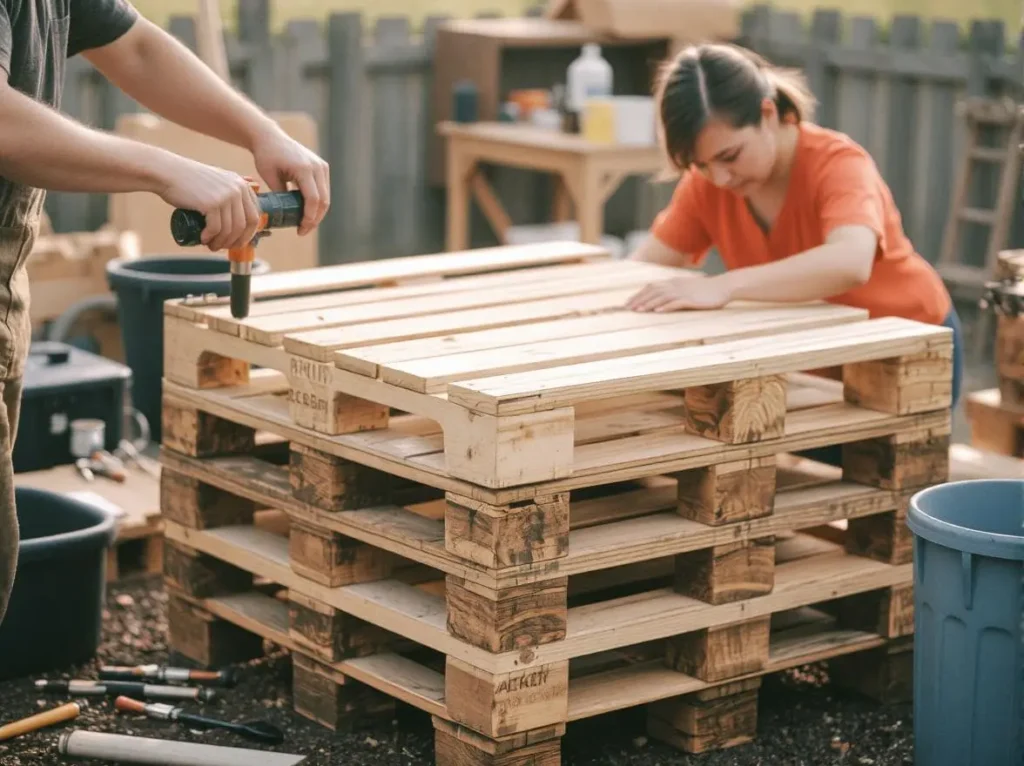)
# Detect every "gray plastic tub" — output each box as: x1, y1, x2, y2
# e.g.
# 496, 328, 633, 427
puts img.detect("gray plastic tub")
907, 479, 1024, 766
